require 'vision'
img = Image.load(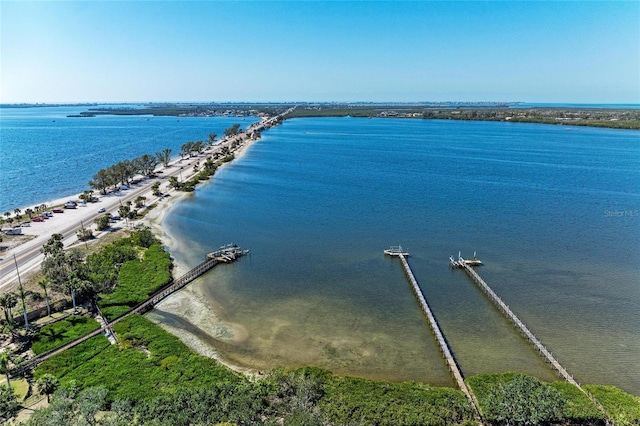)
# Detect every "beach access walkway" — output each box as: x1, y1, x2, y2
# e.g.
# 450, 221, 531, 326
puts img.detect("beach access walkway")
9, 245, 249, 378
